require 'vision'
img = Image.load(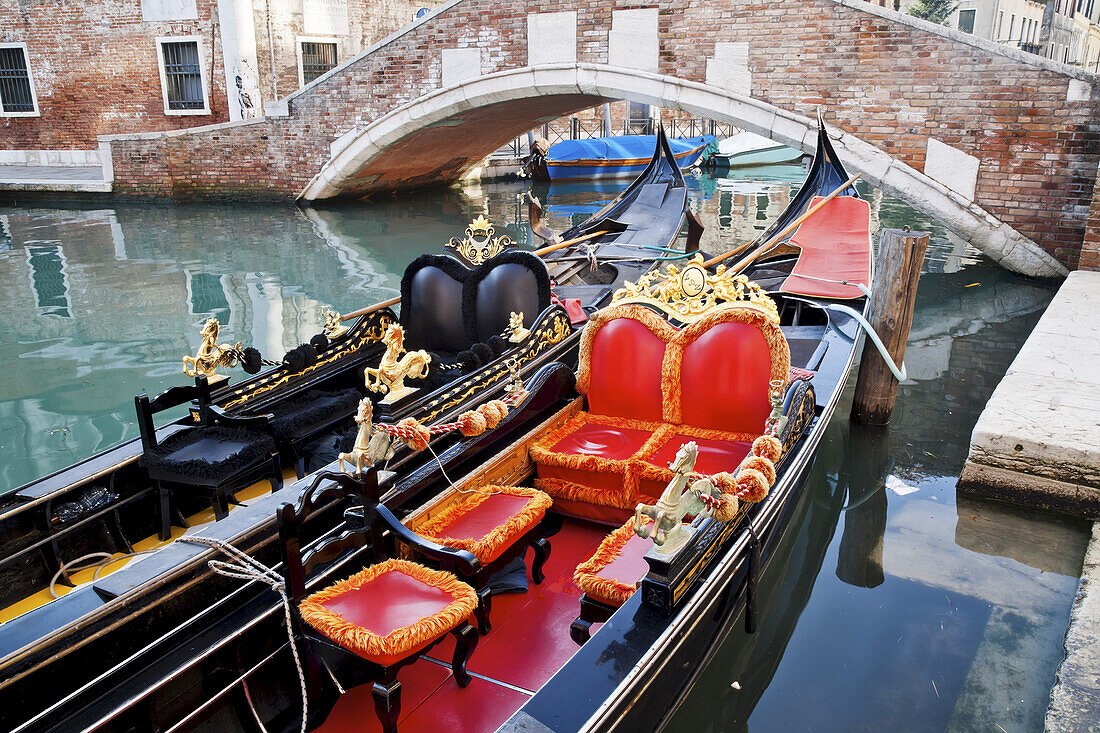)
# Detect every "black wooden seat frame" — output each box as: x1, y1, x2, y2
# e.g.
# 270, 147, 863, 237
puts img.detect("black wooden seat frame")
278, 469, 479, 733
570, 593, 619, 645
136, 375, 283, 541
